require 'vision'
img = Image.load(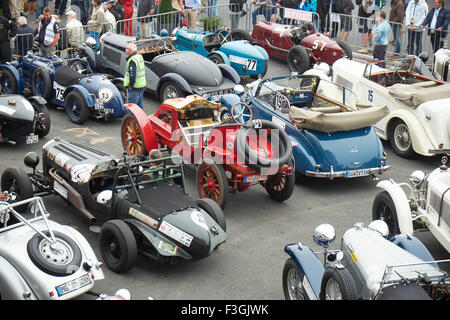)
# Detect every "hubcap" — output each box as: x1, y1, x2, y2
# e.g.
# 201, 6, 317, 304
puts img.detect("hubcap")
39, 238, 73, 265
163, 85, 179, 100
287, 268, 305, 300
325, 278, 343, 300
394, 123, 411, 152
